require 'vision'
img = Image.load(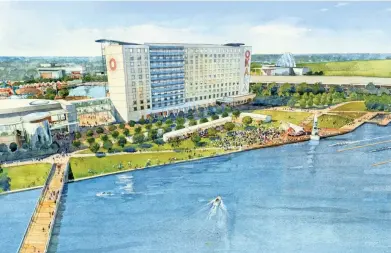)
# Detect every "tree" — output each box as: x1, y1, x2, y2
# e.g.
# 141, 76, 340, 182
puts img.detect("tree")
123, 128, 130, 136
9, 142, 17, 152
156, 121, 162, 127
58, 88, 69, 98
117, 136, 127, 147
75, 132, 81, 139
176, 117, 185, 126
108, 125, 117, 131
165, 119, 173, 126
103, 140, 113, 150
299, 99, 307, 108
242, 116, 253, 126
278, 83, 292, 97
87, 137, 95, 144
145, 124, 152, 130
189, 119, 197, 126
95, 127, 104, 134
307, 97, 313, 107
119, 123, 125, 129
224, 122, 235, 131
138, 117, 146, 125
101, 134, 108, 141
232, 110, 241, 118
0, 143, 8, 152
200, 118, 208, 123
222, 111, 229, 117
287, 97, 296, 108
175, 124, 185, 130
133, 133, 145, 144
313, 95, 321, 106
111, 130, 119, 139
191, 133, 201, 145
208, 128, 217, 137
89, 143, 100, 153
72, 140, 81, 148
128, 120, 136, 127
86, 129, 94, 137
211, 115, 219, 120
134, 126, 142, 134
